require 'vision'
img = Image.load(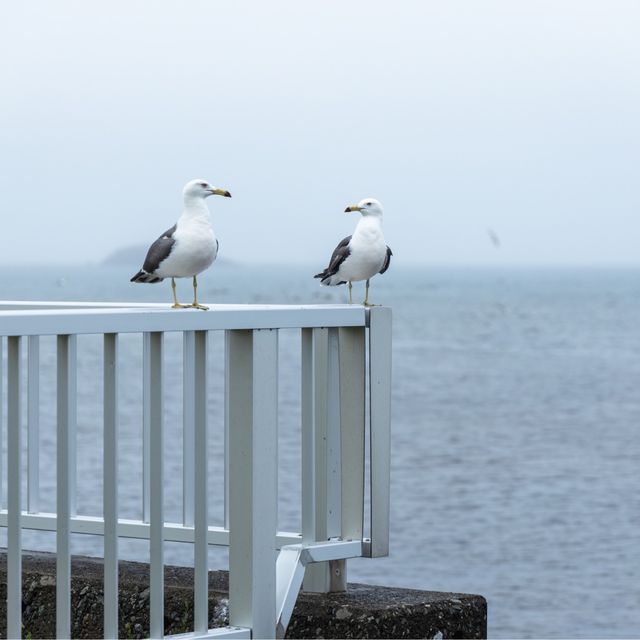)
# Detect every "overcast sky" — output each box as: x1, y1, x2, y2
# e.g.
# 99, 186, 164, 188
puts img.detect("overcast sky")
1, 1, 639, 266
